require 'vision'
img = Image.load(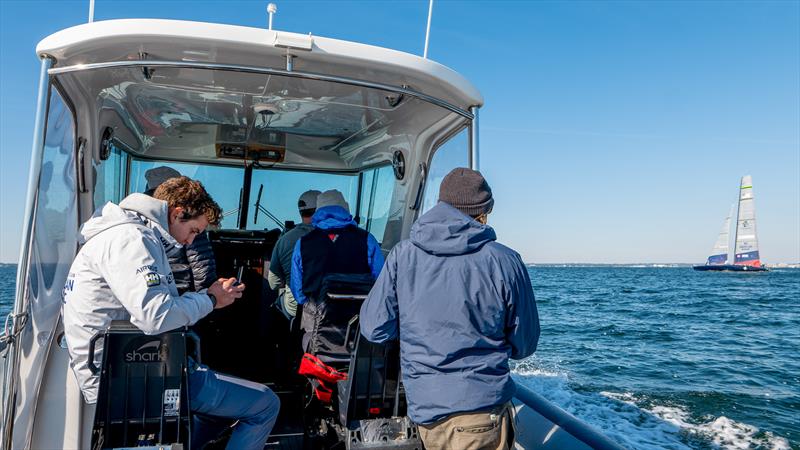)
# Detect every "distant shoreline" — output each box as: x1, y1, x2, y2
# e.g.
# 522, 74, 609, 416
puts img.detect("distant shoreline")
525, 263, 800, 268
5, 262, 799, 268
